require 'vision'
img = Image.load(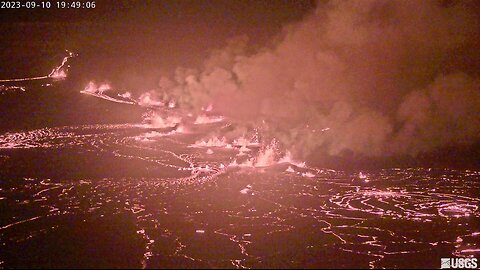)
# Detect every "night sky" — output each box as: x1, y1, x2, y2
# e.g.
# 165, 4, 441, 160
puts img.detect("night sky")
0, 0, 315, 78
